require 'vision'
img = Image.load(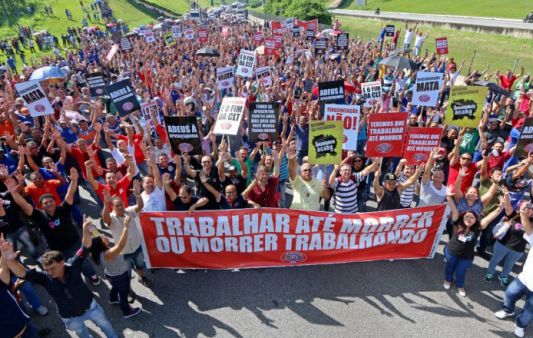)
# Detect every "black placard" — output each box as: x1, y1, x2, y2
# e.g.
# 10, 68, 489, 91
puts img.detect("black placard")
306, 29, 314, 40
314, 38, 327, 55
164, 116, 203, 155
516, 117, 533, 158
120, 37, 132, 52
318, 80, 345, 104
248, 102, 279, 142
106, 79, 140, 117
86, 73, 106, 98
336, 33, 349, 50
385, 25, 395, 37
292, 27, 300, 37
